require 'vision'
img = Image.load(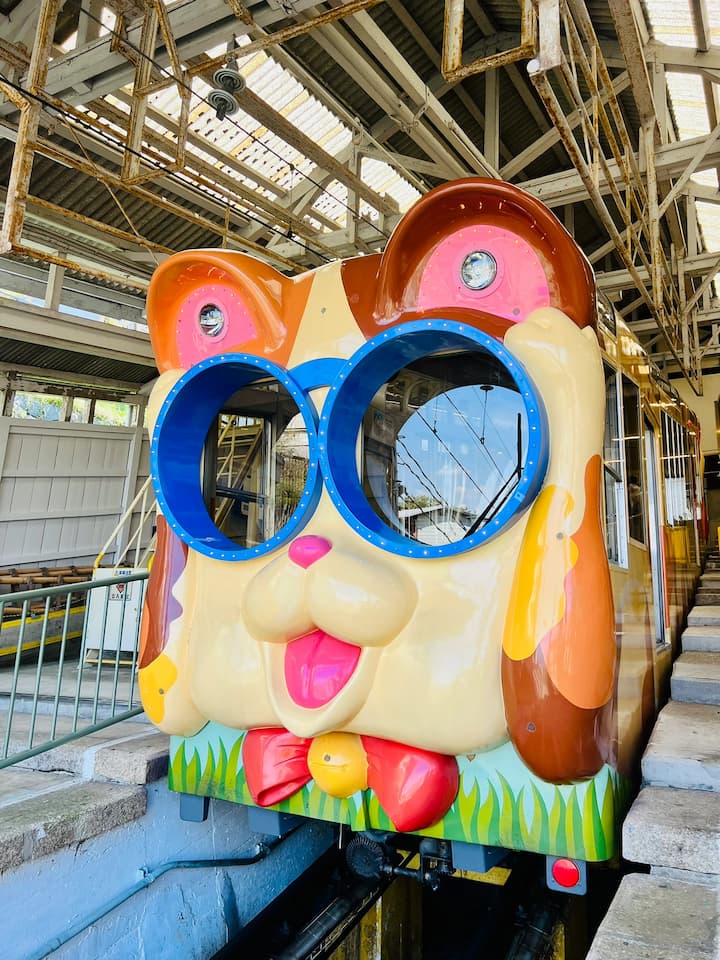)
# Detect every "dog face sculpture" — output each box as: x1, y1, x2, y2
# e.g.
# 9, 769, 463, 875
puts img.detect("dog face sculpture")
139, 179, 617, 836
